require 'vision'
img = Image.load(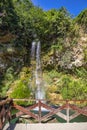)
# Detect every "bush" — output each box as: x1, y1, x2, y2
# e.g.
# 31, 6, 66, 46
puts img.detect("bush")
61, 75, 87, 99
10, 80, 31, 99
10, 80, 31, 105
